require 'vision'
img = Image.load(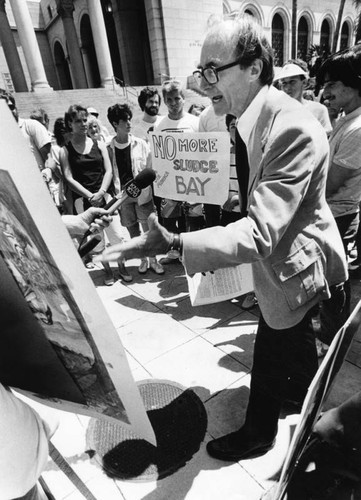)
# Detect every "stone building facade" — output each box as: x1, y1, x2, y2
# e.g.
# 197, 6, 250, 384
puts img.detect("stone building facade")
0, 0, 358, 93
